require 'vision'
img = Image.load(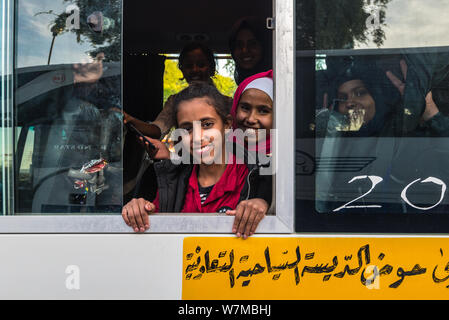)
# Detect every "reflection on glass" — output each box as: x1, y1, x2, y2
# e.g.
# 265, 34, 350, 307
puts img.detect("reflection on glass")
356, 0, 449, 49
297, 0, 449, 51
296, 0, 449, 215
15, 0, 122, 215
